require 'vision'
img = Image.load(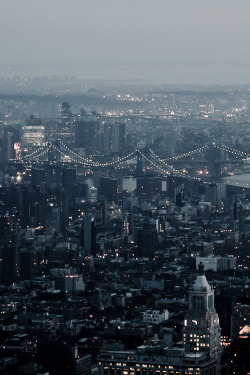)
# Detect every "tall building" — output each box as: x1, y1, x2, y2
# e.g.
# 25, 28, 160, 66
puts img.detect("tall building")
75, 109, 99, 155
22, 115, 45, 148
137, 176, 162, 199
4, 130, 15, 161
183, 263, 221, 374
103, 122, 126, 155
99, 177, 117, 202
60, 102, 73, 142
